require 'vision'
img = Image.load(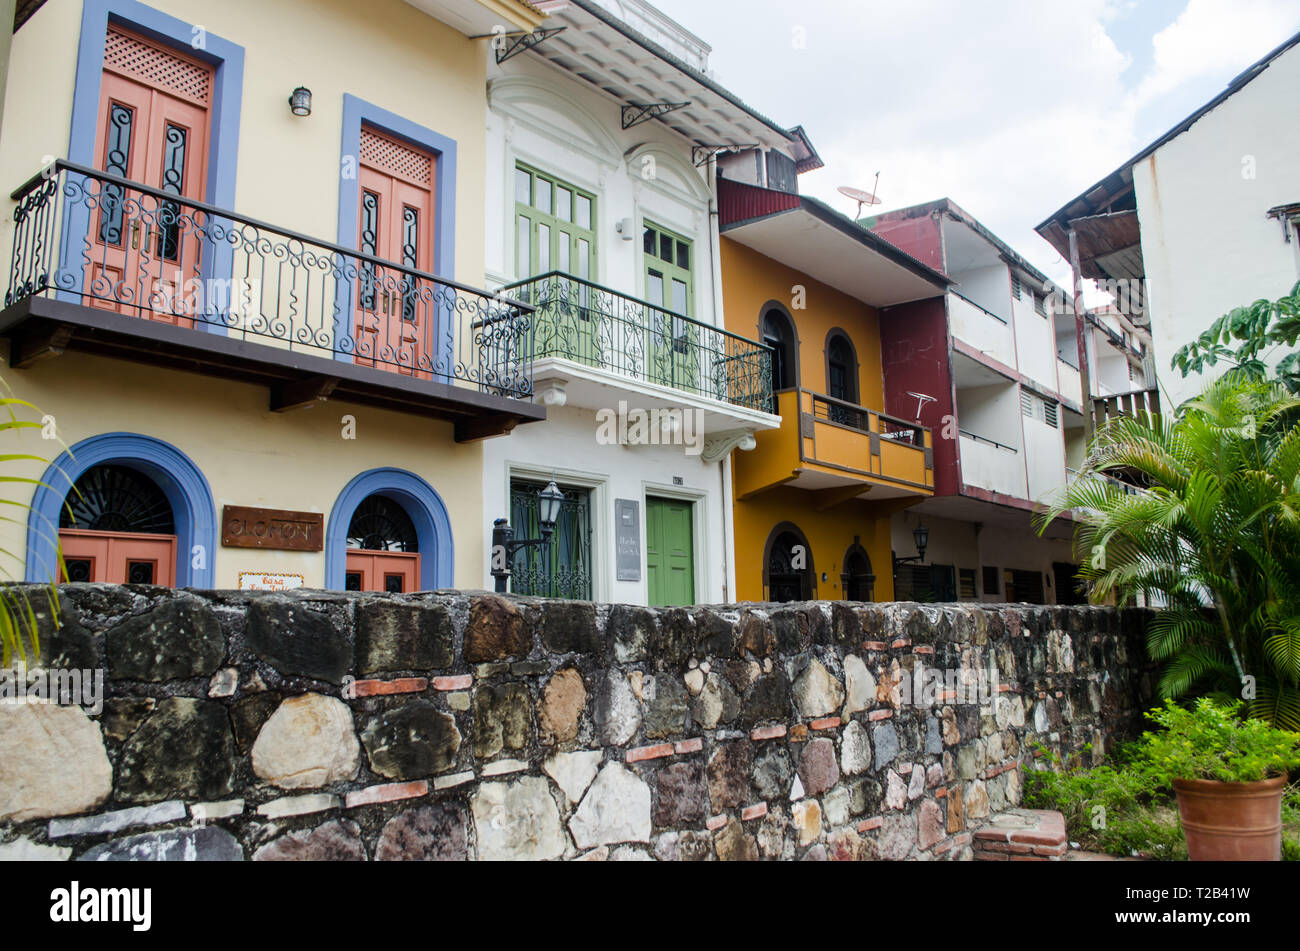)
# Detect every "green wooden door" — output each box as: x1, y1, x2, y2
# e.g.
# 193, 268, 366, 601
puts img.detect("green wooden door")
643, 222, 698, 394
515, 164, 598, 365
646, 497, 695, 607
